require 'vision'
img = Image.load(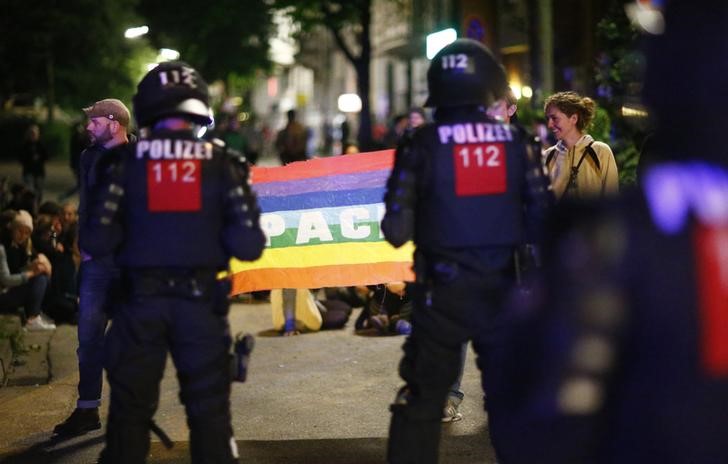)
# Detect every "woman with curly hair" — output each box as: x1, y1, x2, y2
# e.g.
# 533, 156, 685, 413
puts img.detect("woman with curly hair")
543, 91, 619, 200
